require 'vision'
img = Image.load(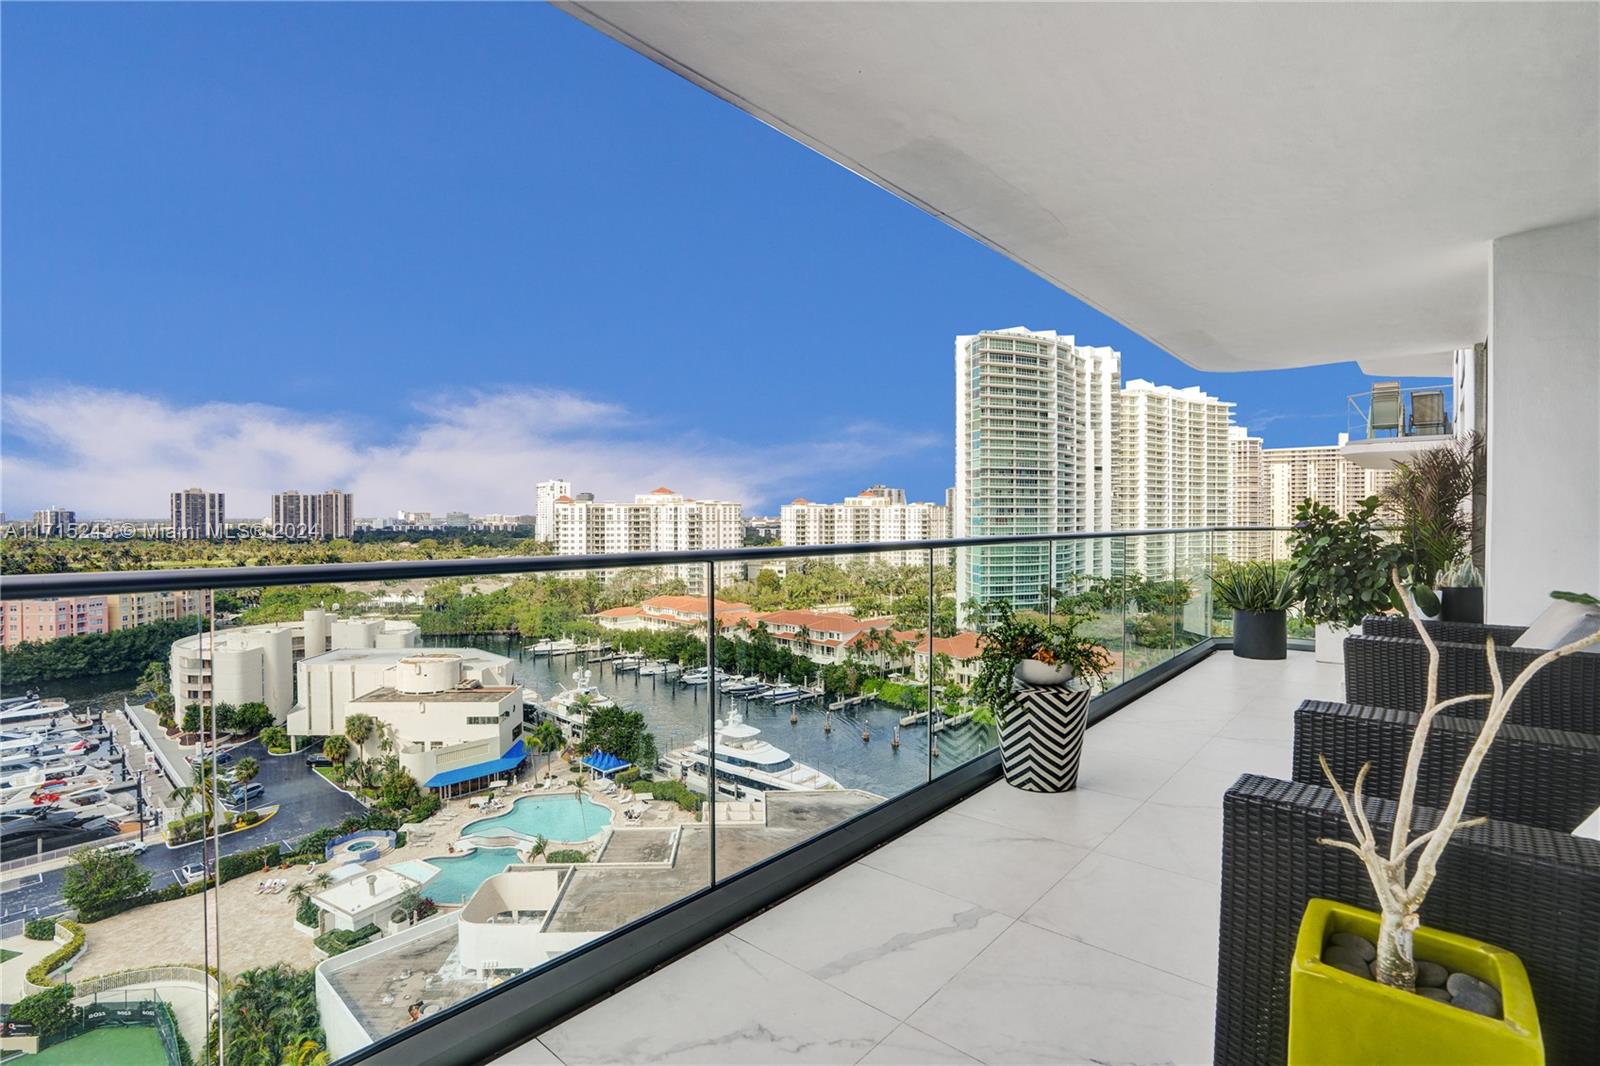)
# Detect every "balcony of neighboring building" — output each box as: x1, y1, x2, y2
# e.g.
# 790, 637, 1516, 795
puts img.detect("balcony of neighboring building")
1340, 381, 1461, 471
